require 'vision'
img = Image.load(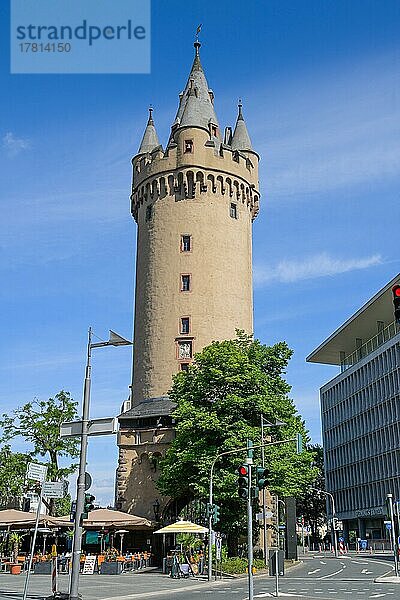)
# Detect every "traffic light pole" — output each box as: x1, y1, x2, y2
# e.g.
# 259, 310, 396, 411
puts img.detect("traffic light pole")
207, 436, 302, 583
246, 442, 254, 600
